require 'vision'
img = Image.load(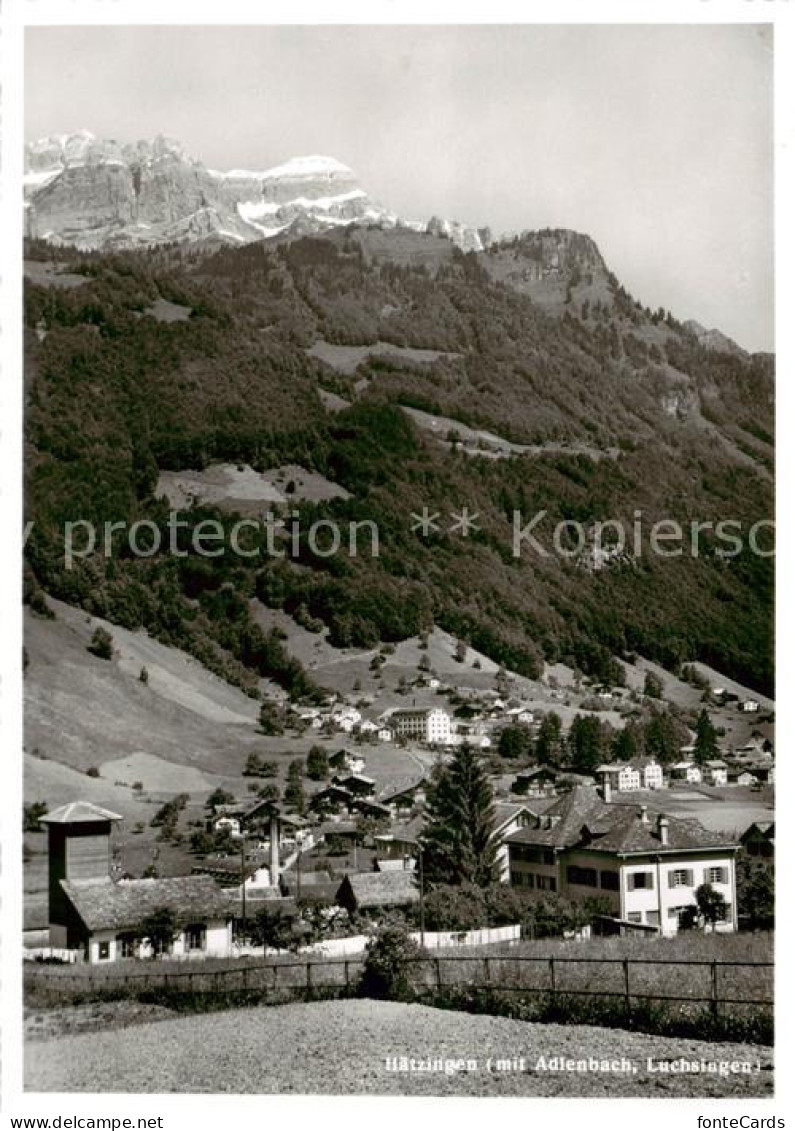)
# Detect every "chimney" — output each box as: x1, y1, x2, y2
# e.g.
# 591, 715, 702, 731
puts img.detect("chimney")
639, 805, 649, 825
658, 815, 669, 846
